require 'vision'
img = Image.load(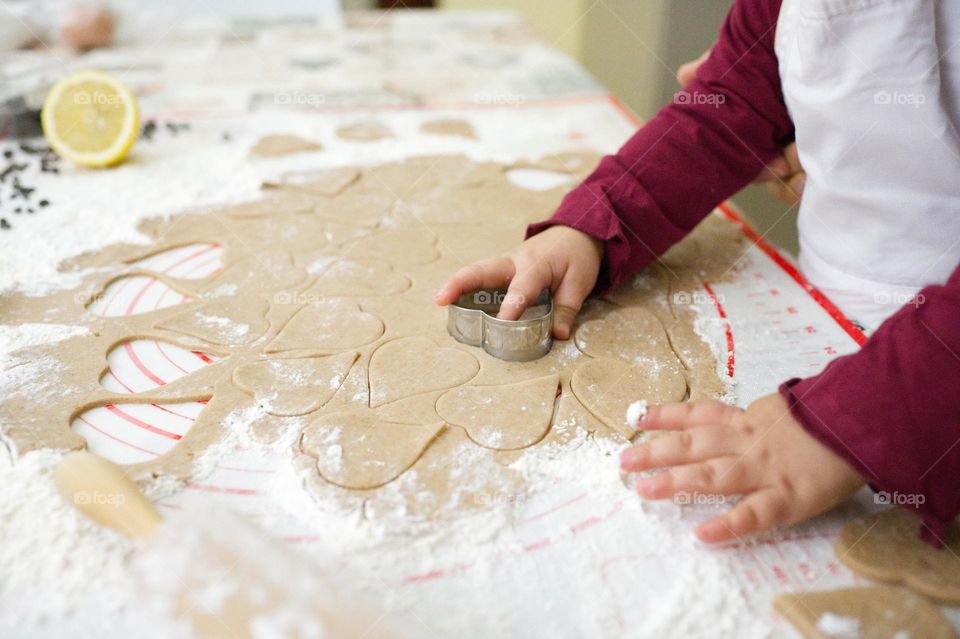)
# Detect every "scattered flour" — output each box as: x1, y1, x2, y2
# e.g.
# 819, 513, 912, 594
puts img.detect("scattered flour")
816, 612, 861, 638
0, 450, 178, 638
625, 399, 648, 428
